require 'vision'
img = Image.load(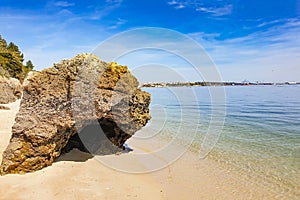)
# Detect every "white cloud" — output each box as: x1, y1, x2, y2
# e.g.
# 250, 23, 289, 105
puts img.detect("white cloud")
167, 0, 233, 16
109, 18, 127, 29
167, 1, 179, 5
53, 1, 75, 7
196, 4, 233, 16
0, 10, 110, 69
175, 4, 185, 9
188, 18, 300, 82
257, 19, 286, 28
87, 0, 123, 20
188, 32, 220, 41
